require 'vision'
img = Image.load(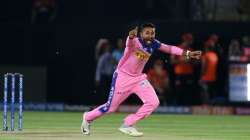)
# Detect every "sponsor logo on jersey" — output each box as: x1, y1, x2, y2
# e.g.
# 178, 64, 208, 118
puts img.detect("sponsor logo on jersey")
135, 50, 150, 61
